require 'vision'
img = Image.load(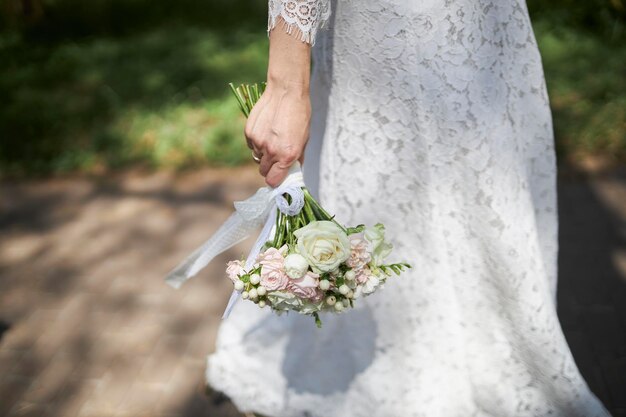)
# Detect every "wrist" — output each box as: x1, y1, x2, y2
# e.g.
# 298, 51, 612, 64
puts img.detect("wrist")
266, 74, 310, 94
267, 20, 311, 93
